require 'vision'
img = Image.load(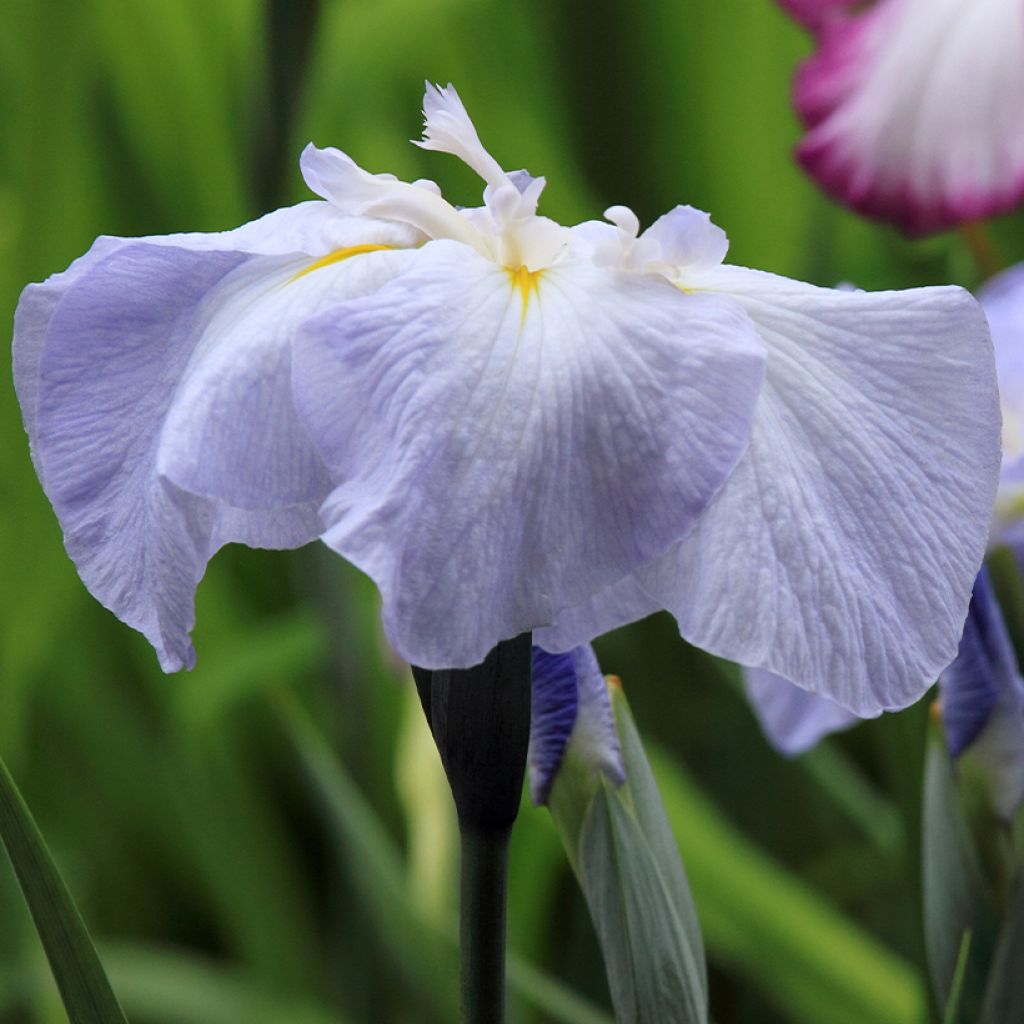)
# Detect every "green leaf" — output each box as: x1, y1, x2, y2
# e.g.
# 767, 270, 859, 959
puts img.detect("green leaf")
922, 734, 997, 1021
648, 744, 927, 1024
0, 753, 128, 1023
980, 880, 1024, 1024
102, 943, 347, 1024
942, 930, 972, 1024
579, 782, 707, 1024
612, 686, 707, 999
